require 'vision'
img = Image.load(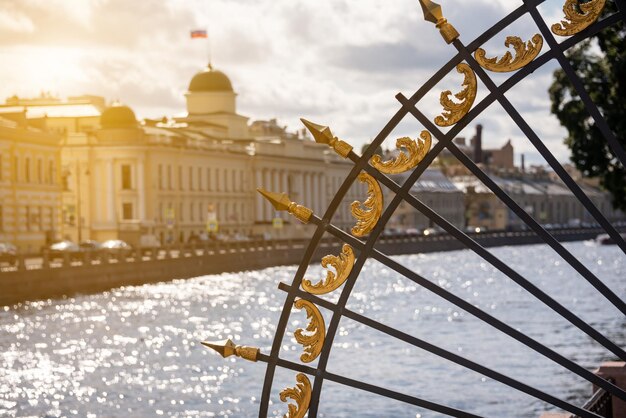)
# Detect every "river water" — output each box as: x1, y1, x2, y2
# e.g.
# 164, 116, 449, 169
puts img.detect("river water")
0, 241, 625, 417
